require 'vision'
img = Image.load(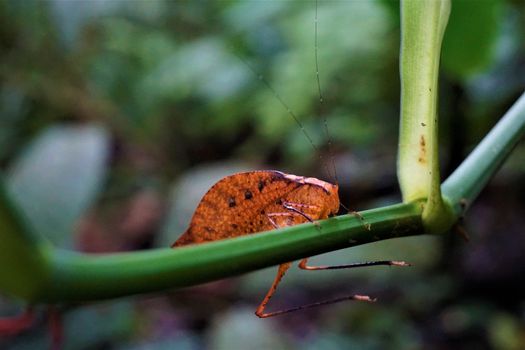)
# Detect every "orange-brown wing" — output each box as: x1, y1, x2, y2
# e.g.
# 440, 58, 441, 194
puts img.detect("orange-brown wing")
172, 171, 334, 247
